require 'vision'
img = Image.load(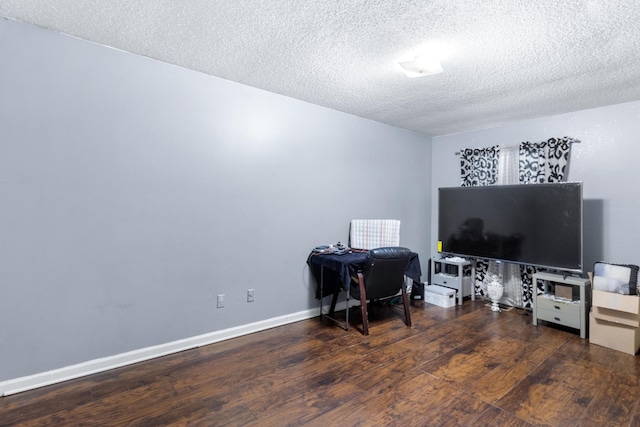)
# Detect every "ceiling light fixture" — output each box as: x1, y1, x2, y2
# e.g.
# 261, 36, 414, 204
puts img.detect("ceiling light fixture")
397, 42, 453, 78
398, 55, 444, 78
